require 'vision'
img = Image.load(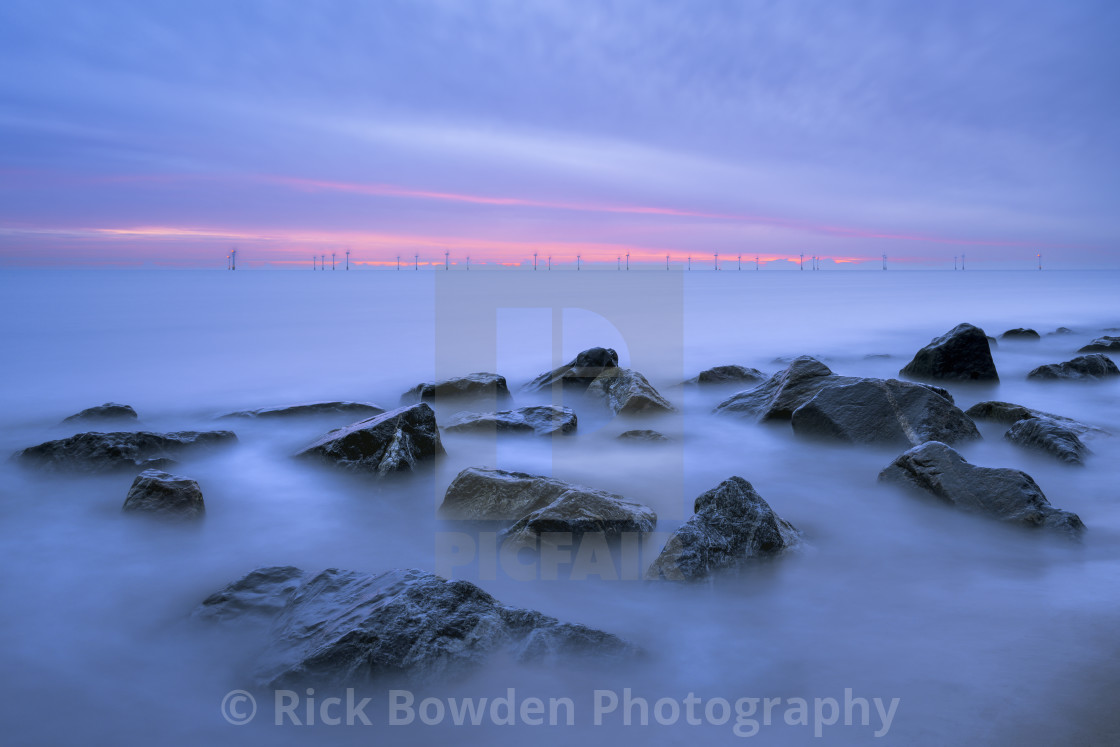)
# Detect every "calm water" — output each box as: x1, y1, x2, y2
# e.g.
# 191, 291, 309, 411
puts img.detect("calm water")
1, 268, 1118, 745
